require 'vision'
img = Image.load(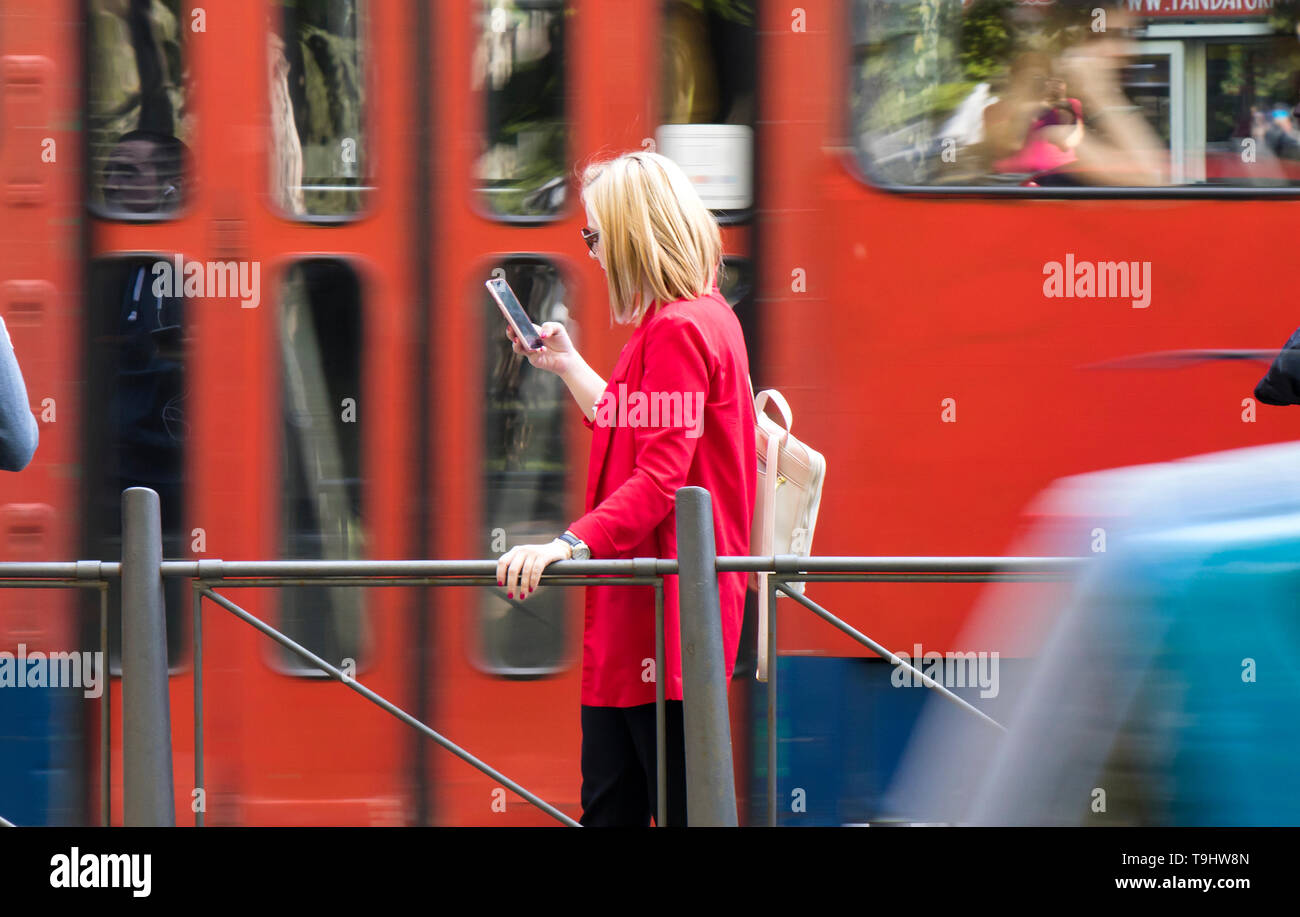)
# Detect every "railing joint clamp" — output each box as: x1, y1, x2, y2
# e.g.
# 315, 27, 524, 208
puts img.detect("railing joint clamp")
774, 553, 801, 574
75, 560, 102, 580
196, 559, 225, 581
